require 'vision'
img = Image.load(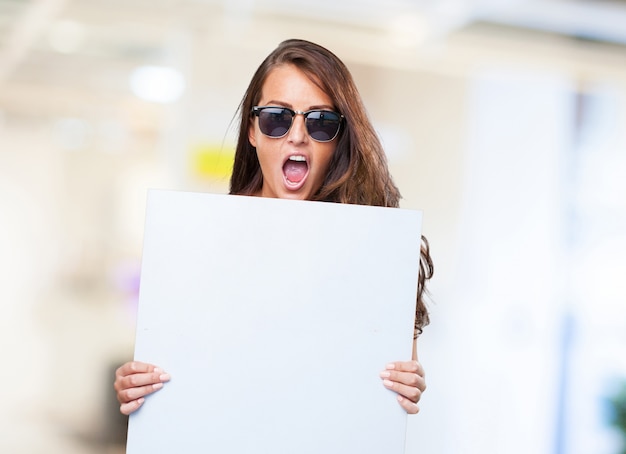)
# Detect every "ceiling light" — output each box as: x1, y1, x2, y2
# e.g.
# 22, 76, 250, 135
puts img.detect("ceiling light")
129, 65, 186, 104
